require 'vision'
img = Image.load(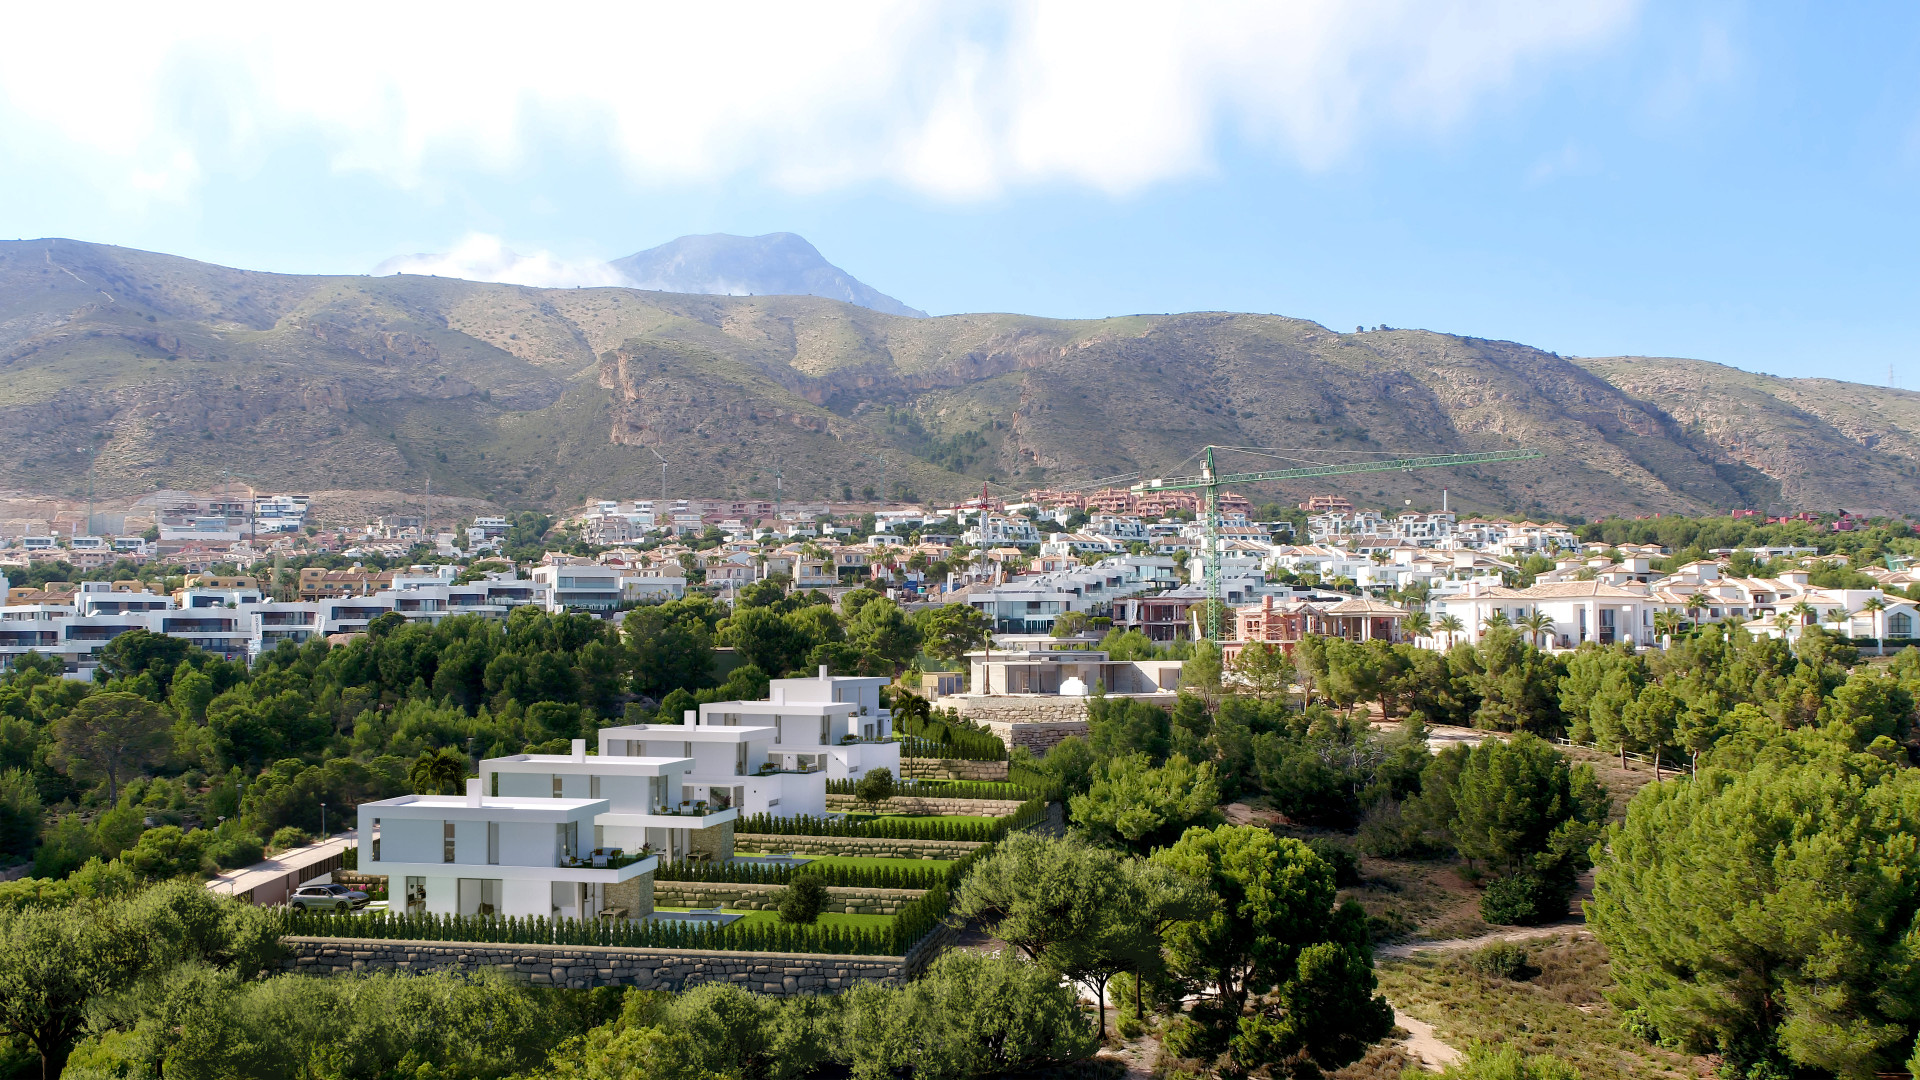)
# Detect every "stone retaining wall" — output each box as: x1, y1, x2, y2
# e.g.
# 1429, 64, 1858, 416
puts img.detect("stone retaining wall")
284, 937, 914, 993
733, 835, 985, 859
900, 758, 1009, 781
653, 880, 928, 915
824, 794, 1027, 816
